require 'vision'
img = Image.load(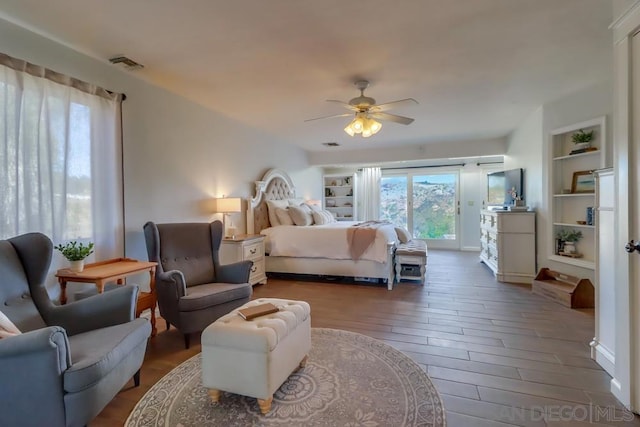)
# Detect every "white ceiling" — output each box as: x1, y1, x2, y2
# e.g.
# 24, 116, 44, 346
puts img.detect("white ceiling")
0, 0, 613, 152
